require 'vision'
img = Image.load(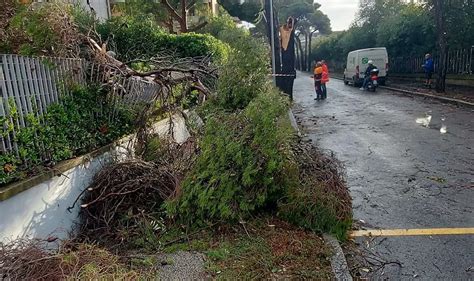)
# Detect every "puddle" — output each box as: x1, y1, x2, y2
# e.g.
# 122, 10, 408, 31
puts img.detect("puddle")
416, 115, 432, 127
416, 114, 447, 134
440, 116, 447, 134
440, 125, 447, 134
